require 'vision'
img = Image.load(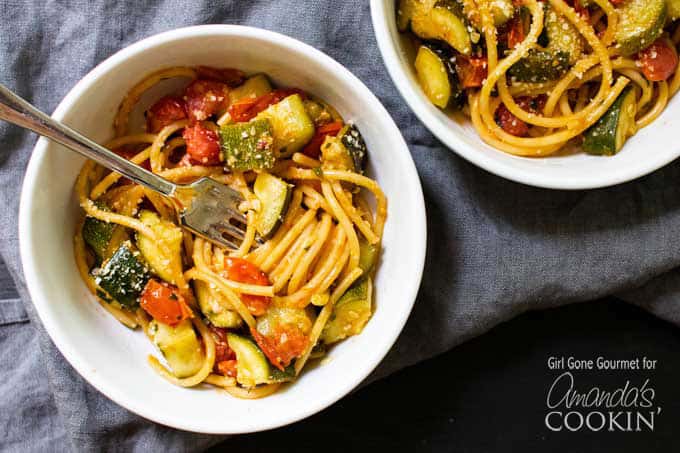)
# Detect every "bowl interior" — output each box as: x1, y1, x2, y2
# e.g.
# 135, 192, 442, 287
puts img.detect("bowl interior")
19, 26, 426, 433
371, 0, 680, 189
